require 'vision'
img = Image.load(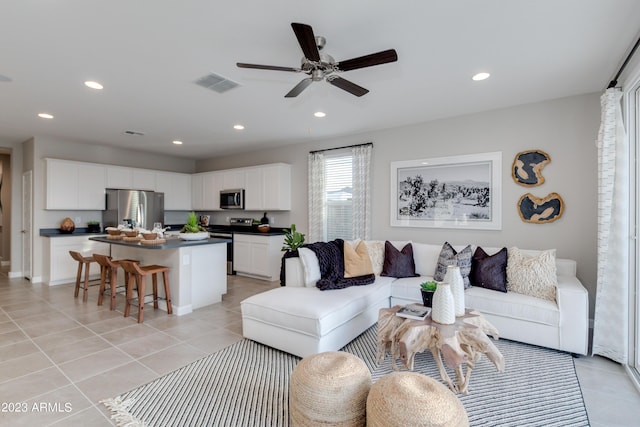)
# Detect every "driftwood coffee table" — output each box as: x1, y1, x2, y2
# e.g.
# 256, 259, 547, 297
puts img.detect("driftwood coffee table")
377, 305, 505, 394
